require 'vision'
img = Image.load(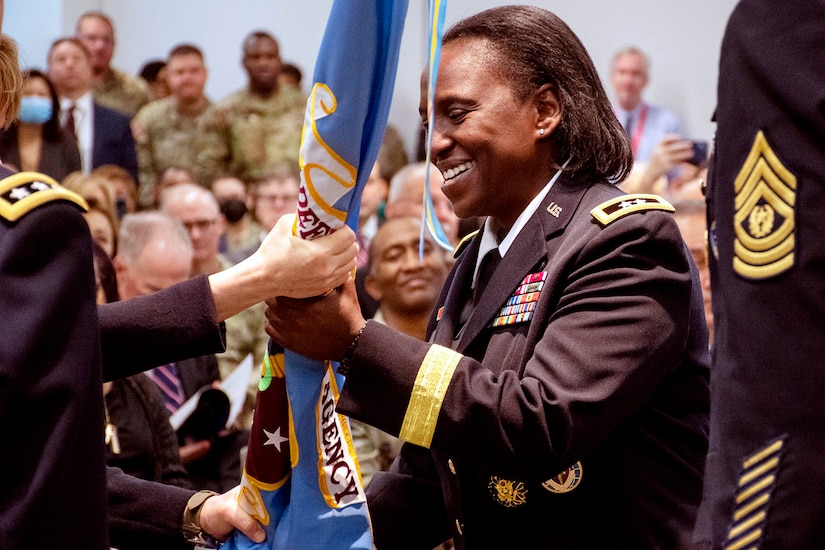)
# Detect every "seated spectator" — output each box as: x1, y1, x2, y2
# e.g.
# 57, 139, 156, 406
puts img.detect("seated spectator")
113, 211, 247, 492
211, 174, 261, 265
84, 203, 118, 258
672, 197, 713, 346
92, 163, 138, 218
62, 170, 116, 216
0, 69, 80, 181
385, 161, 463, 246
91, 242, 194, 490
251, 167, 300, 233
161, 183, 267, 430
138, 59, 169, 101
